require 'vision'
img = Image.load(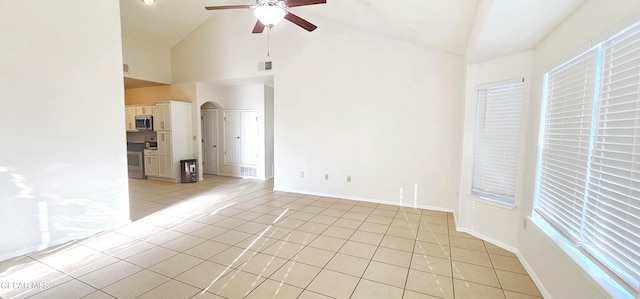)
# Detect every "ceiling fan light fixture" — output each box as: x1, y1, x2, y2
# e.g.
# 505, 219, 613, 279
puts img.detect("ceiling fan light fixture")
141, 0, 155, 5
253, 6, 286, 27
